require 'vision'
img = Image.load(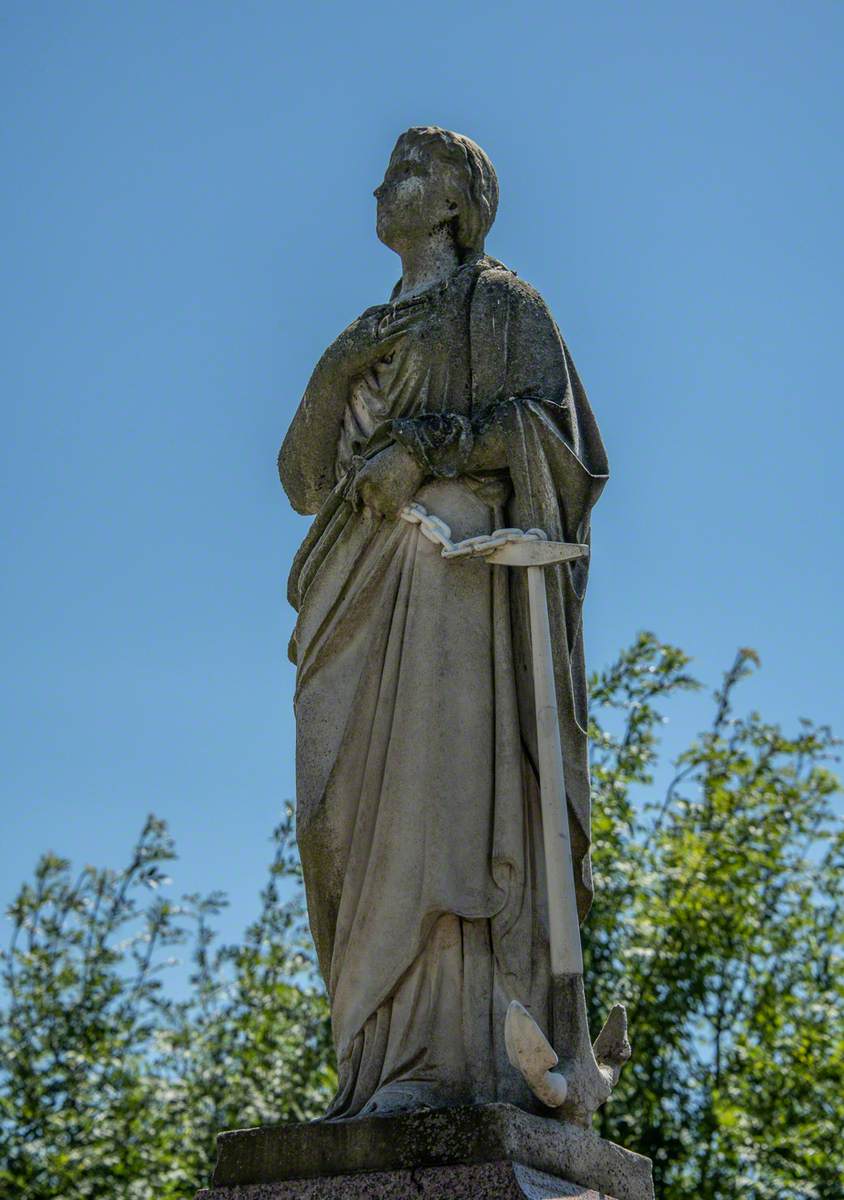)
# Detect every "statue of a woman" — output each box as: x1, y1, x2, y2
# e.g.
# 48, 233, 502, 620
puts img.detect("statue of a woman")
279, 127, 608, 1120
